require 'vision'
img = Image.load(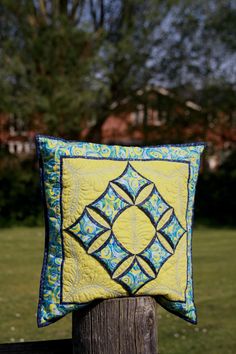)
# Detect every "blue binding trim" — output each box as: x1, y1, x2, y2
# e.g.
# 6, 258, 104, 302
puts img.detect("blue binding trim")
155, 296, 198, 324
35, 136, 56, 327
59, 156, 65, 306
35, 133, 206, 149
